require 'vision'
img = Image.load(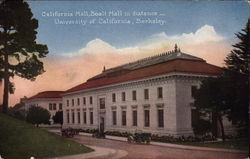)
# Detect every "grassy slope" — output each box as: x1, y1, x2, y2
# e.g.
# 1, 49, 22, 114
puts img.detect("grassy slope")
0, 113, 93, 159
